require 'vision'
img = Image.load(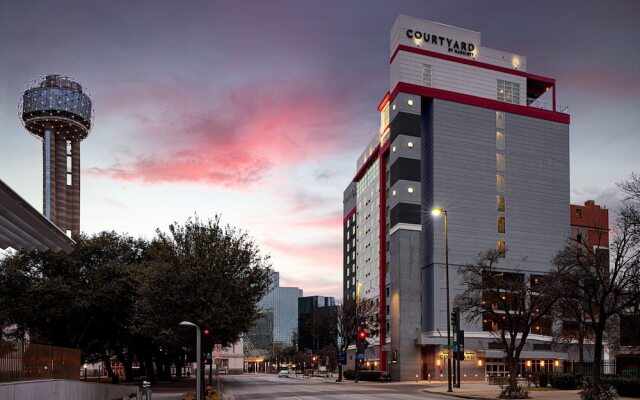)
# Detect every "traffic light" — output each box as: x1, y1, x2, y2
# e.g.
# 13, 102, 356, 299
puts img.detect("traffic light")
357, 329, 367, 342
450, 308, 460, 331
203, 328, 210, 336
